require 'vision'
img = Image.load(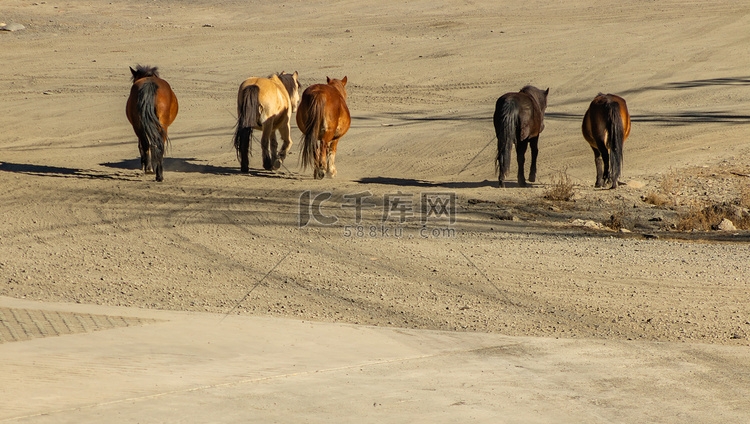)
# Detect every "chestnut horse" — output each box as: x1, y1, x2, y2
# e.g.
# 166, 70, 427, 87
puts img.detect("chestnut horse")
297, 77, 351, 179
233, 71, 301, 173
126, 65, 178, 182
493, 85, 549, 188
582, 93, 631, 189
